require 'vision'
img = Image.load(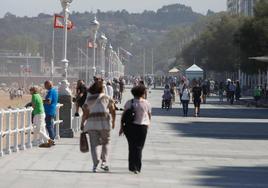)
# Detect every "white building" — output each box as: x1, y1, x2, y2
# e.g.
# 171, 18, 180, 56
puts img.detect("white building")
227, 0, 260, 16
